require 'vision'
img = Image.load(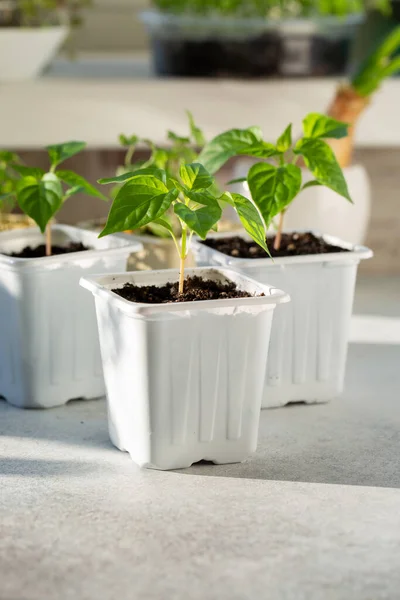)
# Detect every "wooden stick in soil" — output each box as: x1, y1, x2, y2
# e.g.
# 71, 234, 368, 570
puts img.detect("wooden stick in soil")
45, 223, 52, 257
274, 211, 285, 252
